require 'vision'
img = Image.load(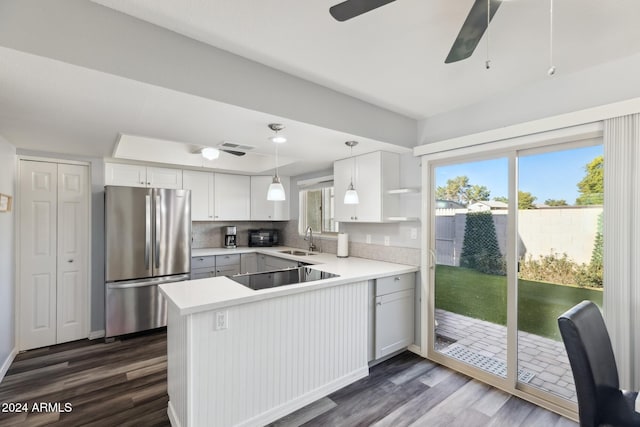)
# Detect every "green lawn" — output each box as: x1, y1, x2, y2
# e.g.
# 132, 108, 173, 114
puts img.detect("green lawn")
435, 265, 603, 340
